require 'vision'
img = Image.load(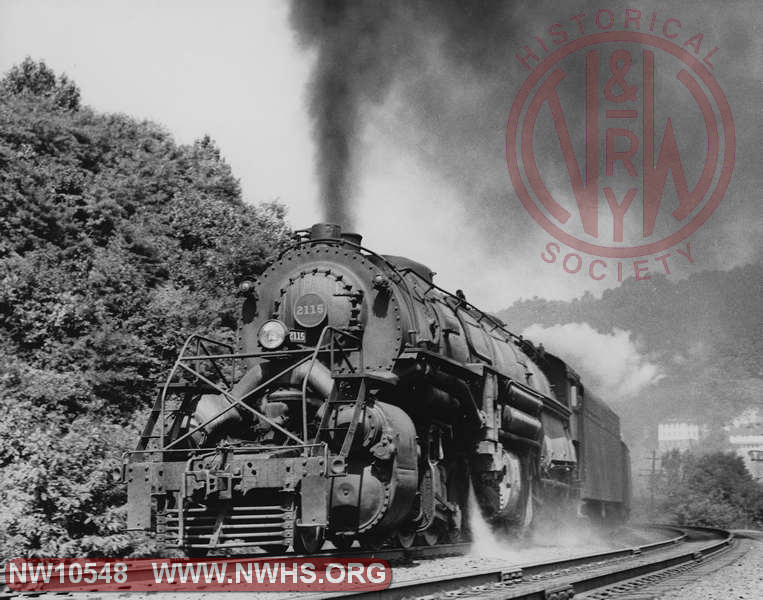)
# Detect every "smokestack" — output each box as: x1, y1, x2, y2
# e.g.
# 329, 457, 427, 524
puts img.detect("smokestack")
309, 222, 342, 240
308, 223, 363, 246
